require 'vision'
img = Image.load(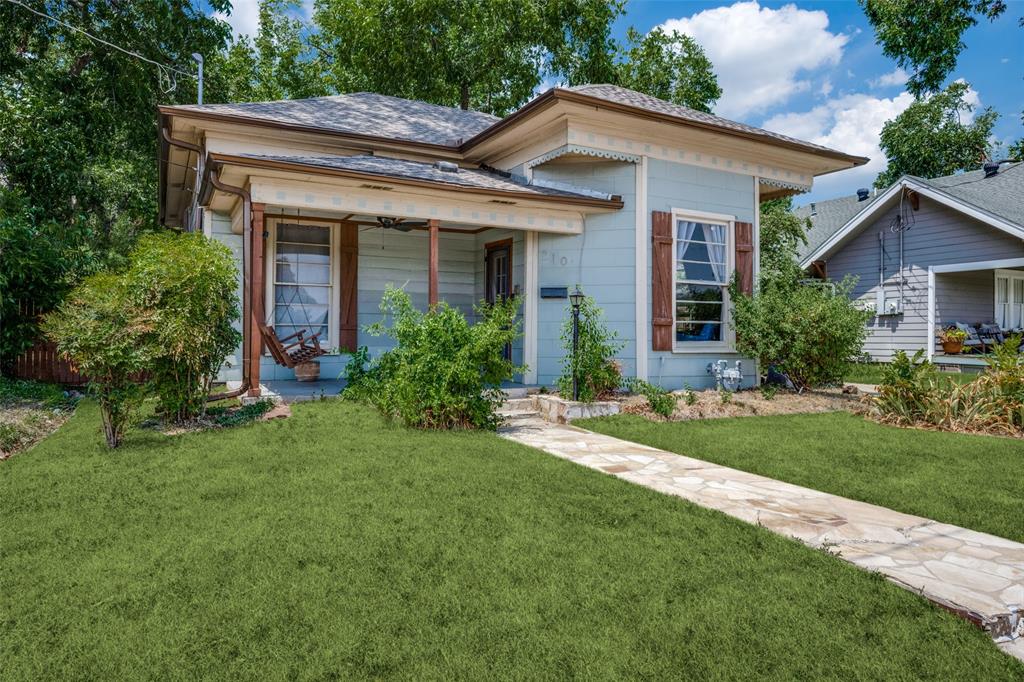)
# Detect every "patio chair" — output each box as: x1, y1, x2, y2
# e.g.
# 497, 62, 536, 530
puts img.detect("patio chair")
258, 322, 328, 368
